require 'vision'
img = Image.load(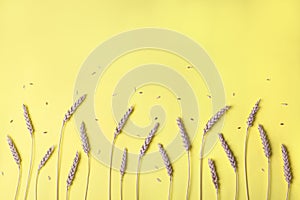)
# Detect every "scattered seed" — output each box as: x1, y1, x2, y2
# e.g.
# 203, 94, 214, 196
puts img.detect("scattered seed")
10, 120, 13, 123
1, 171, 4, 176
154, 117, 158, 120
280, 123, 284, 126
23, 85, 26, 89
238, 127, 241, 129
43, 131, 48, 134
95, 118, 99, 121
48, 176, 51, 180
137, 134, 140, 137
156, 178, 162, 182
281, 103, 288, 106
177, 97, 181, 100
112, 93, 118, 96
156, 96, 161, 99
261, 168, 265, 172
139, 91, 143, 94
266, 78, 271, 81
91, 72, 96, 75
187, 66, 193, 69
45, 102, 48, 105
190, 118, 194, 121
207, 95, 212, 99
155, 165, 159, 169
98, 149, 101, 155
233, 92, 236, 96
